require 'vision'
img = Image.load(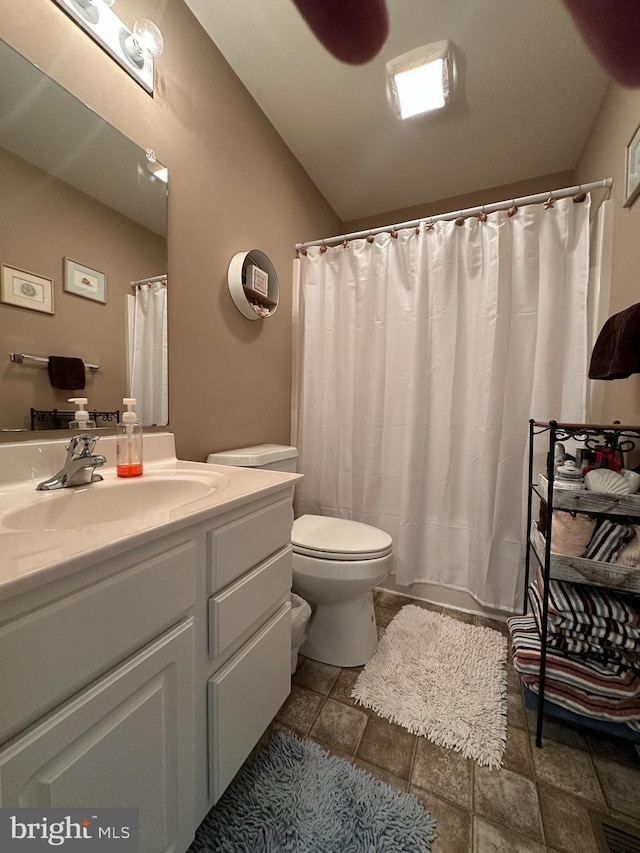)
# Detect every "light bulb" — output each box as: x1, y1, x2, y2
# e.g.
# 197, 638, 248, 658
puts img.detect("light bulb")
130, 18, 164, 60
